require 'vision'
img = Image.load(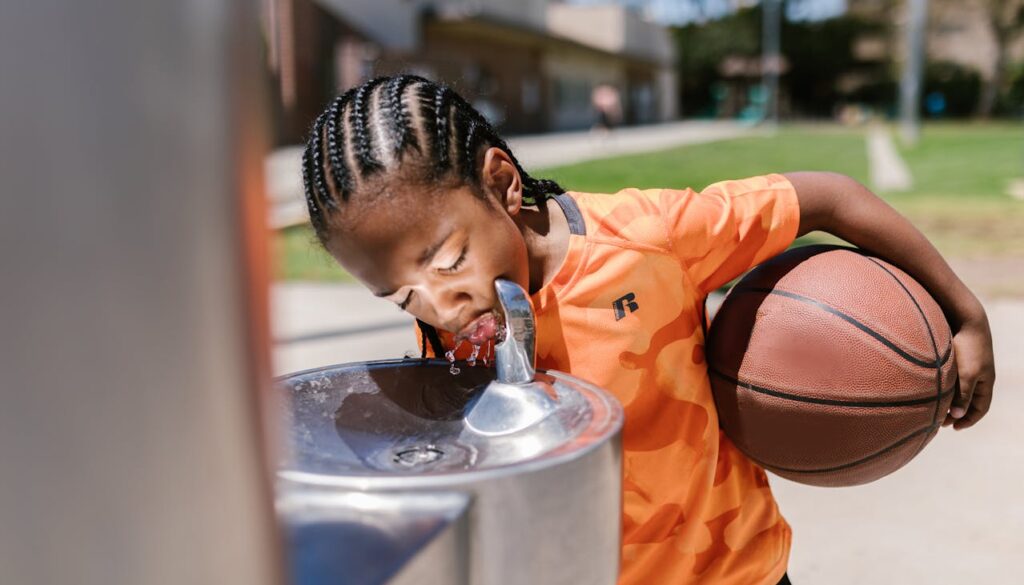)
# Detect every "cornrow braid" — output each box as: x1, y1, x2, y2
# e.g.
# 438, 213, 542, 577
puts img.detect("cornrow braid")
522, 177, 566, 205
382, 75, 421, 159
458, 113, 480, 183
301, 113, 331, 236
324, 92, 354, 201
432, 85, 453, 174
351, 77, 386, 174
416, 319, 446, 359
